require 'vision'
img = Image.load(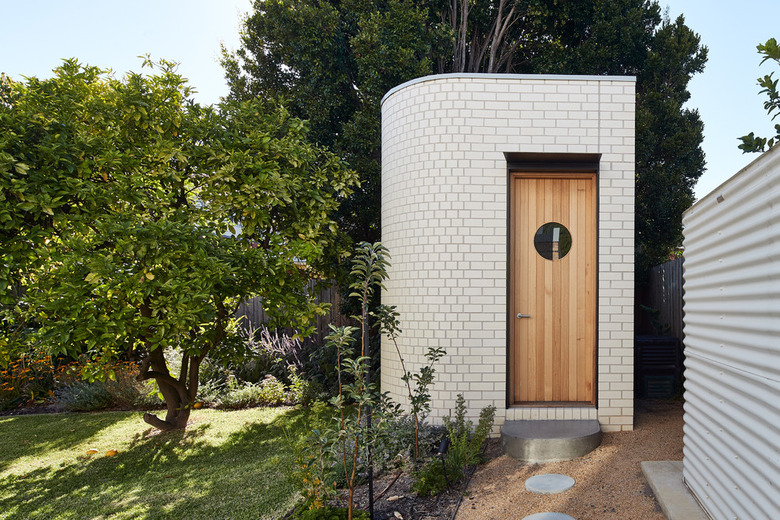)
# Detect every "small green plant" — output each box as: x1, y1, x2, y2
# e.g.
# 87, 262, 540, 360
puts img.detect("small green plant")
288, 366, 320, 406
195, 378, 224, 407
411, 457, 449, 497
412, 394, 496, 497
292, 506, 370, 520
293, 243, 391, 520
375, 302, 445, 460
289, 432, 334, 510
259, 374, 288, 404
443, 394, 496, 476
